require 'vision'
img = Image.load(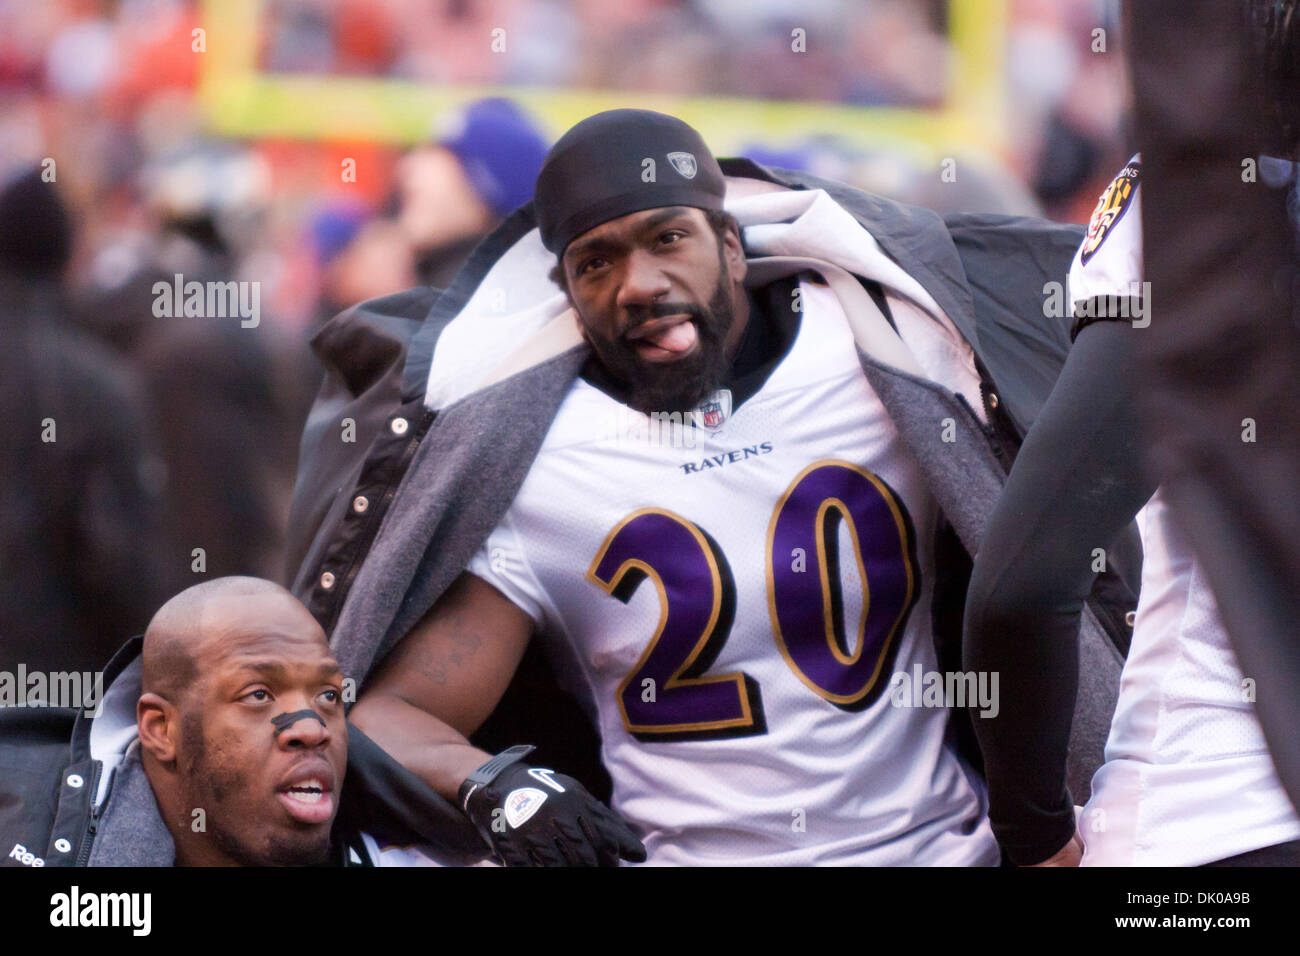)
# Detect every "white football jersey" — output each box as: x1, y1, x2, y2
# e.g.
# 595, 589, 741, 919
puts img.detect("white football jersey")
467, 279, 997, 865
357, 834, 498, 867
1072, 157, 1300, 866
